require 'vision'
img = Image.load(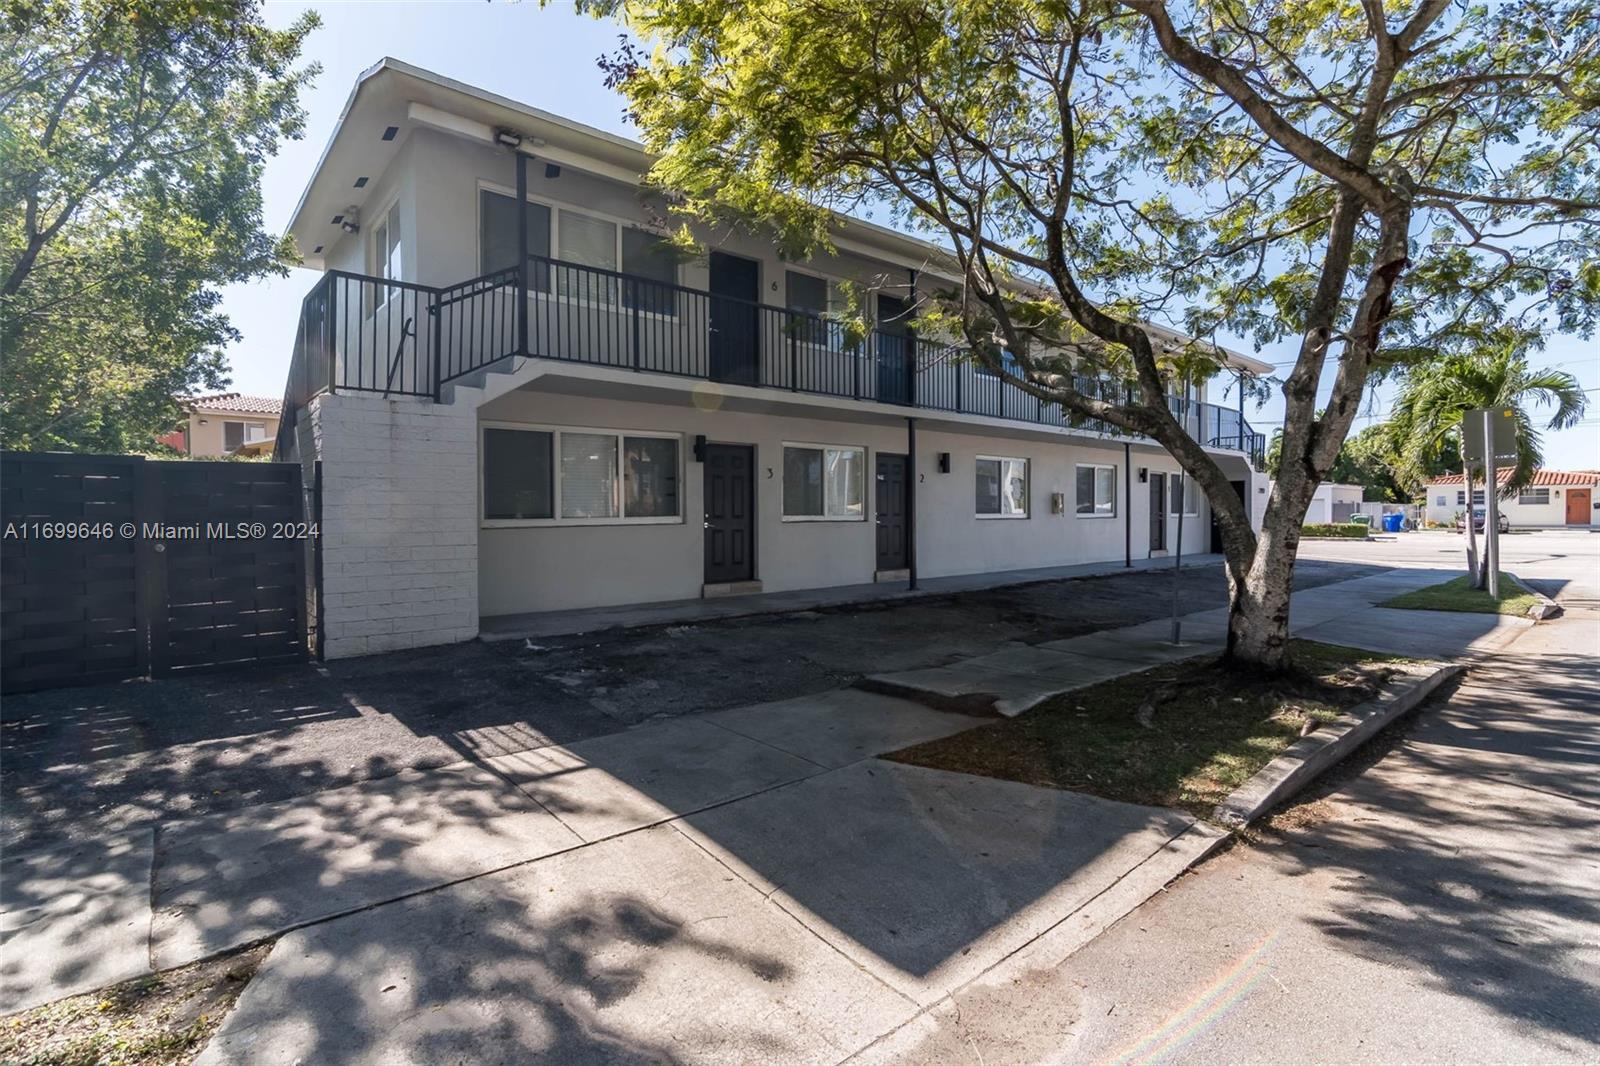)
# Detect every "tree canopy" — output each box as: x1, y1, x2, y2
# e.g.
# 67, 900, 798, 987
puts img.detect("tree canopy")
1390, 329, 1588, 493
0, 0, 319, 452
579, 0, 1600, 667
